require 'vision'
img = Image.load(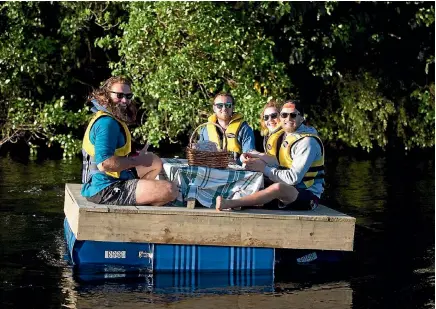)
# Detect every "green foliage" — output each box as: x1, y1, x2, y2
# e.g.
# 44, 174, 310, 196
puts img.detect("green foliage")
4, 95, 89, 157
317, 73, 396, 151
0, 1, 434, 157
0, 2, 124, 157
272, 1, 434, 151
403, 84, 435, 149
109, 2, 291, 145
